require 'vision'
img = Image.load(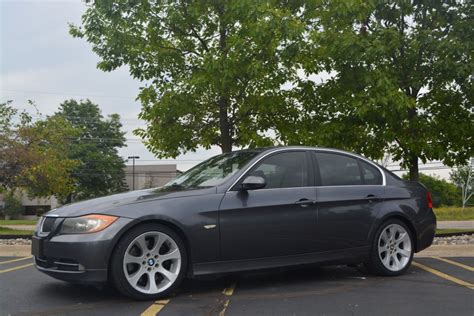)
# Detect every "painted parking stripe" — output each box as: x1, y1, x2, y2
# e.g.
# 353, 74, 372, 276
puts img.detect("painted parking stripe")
413, 261, 474, 290
432, 256, 474, 272
0, 263, 34, 274
220, 282, 237, 316
222, 282, 237, 296
141, 299, 170, 316
0, 256, 33, 264
0, 256, 32, 265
